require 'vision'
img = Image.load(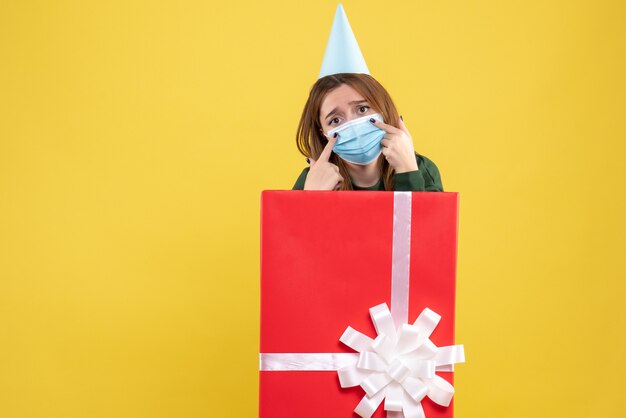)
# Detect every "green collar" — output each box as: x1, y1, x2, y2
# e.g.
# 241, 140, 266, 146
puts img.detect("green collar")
352, 178, 384, 191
